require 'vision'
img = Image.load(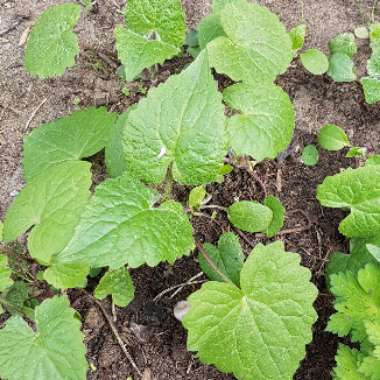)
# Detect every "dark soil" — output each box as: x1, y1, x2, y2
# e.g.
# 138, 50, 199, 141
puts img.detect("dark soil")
1, 0, 380, 379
